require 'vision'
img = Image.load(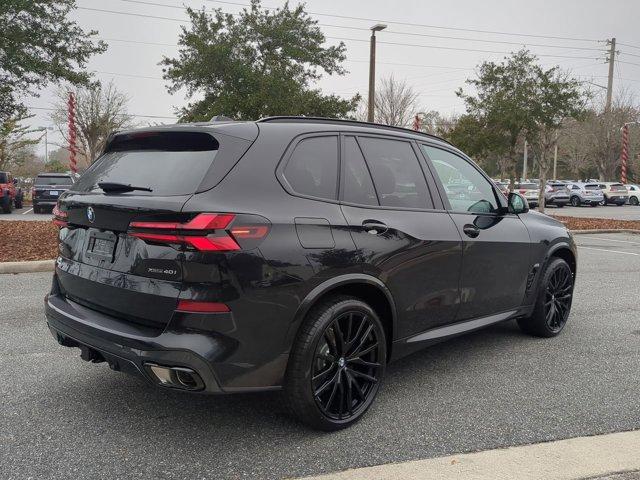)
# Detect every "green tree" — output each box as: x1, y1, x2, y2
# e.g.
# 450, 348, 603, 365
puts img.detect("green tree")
454, 50, 543, 186
161, 0, 359, 121
0, 115, 38, 171
0, 1, 106, 121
